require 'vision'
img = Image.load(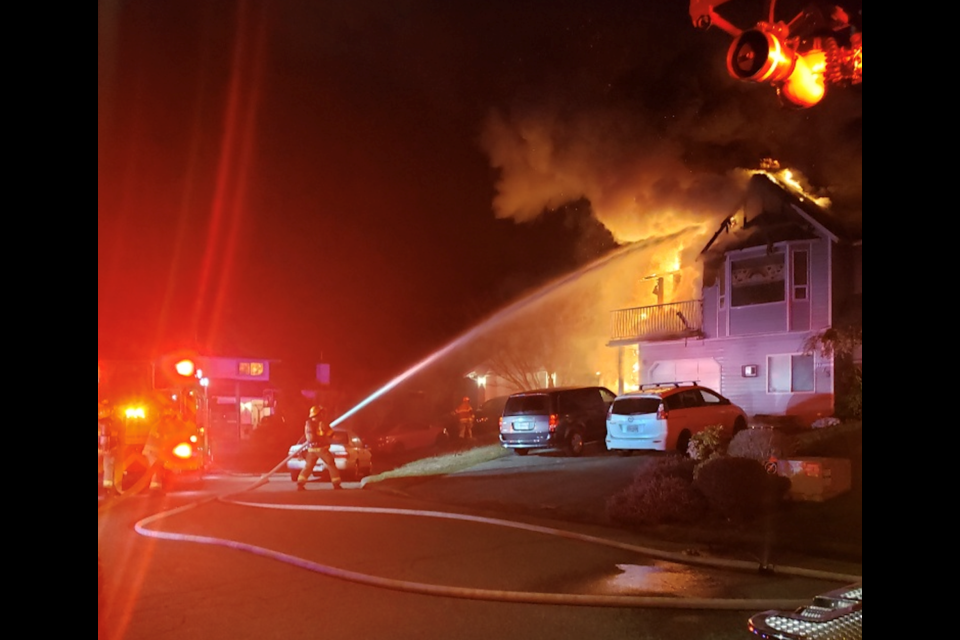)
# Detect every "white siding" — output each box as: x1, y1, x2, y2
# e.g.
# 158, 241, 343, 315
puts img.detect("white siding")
809, 239, 832, 331
647, 358, 721, 391
731, 303, 788, 335
639, 333, 834, 426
